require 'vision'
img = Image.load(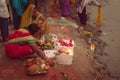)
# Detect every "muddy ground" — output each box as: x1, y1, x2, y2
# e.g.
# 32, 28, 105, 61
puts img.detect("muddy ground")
0, 22, 108, 80
0, 0, 117, 80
